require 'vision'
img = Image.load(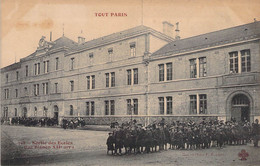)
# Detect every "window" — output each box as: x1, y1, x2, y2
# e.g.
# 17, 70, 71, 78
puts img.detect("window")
166, 63, 172, 81
25, 65, 29, 77
55, 58, 59, 70
105, 72, 115, 87
89, 53, 93, 65
190, 95, 197, 114
127, 69, 132, 85
70, 81, 74, 92
86, 102, 90, 115
166, 97, 172, 114
70, 105, 73, 115
130, 43, 136, 57
127, 69, 138, 85
87, 75, 95, 90
110, 100, 115, 115
159, 64, 164, 81
38, 63, 40, 75
15, 89, 18, 98
199, 57, 207, 77
55, 83, 58, 93
190, 59, 197, 78
70, 58, 75, 70
43, 83, 48, 95
133, 99, 138, 115
108, 48, 113, 62
43, 60, 49, 73
15, 108, 17, 117
229, 52, 238, 73
24, 87, 28, 96
158, 97, 164, 115
34, 107, 37, 116
4, 89, 9, 99
127, 99, 132, 115
111, 72, 115, 87
3, 107, 8, 118
241, 49, 251, 72
199, 94, 207, 114
16, 71, 19, 80
34, 84, 39, 96
34, 63, 40, 75
105, 73, 109, 87
91, 102, 95, 115
133, 69, 138, 84
105, 101, 109, 115
6, 74, 8, 83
